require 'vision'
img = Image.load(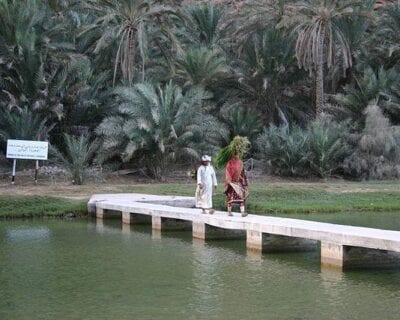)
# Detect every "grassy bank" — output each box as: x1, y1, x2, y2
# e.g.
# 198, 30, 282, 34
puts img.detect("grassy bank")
1, 180, 400, 217
121, 183, 400, 214
0, 195, 87, 218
